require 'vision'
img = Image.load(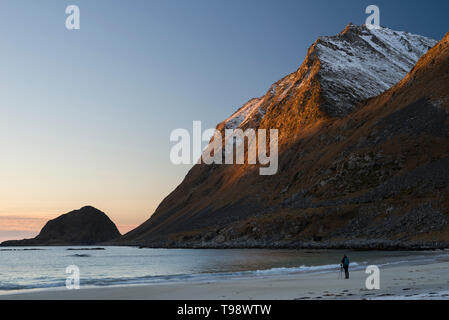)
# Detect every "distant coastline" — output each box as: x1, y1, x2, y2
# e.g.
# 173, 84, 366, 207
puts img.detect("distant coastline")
3, 240, 449, 251
131, 240, 449, 251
